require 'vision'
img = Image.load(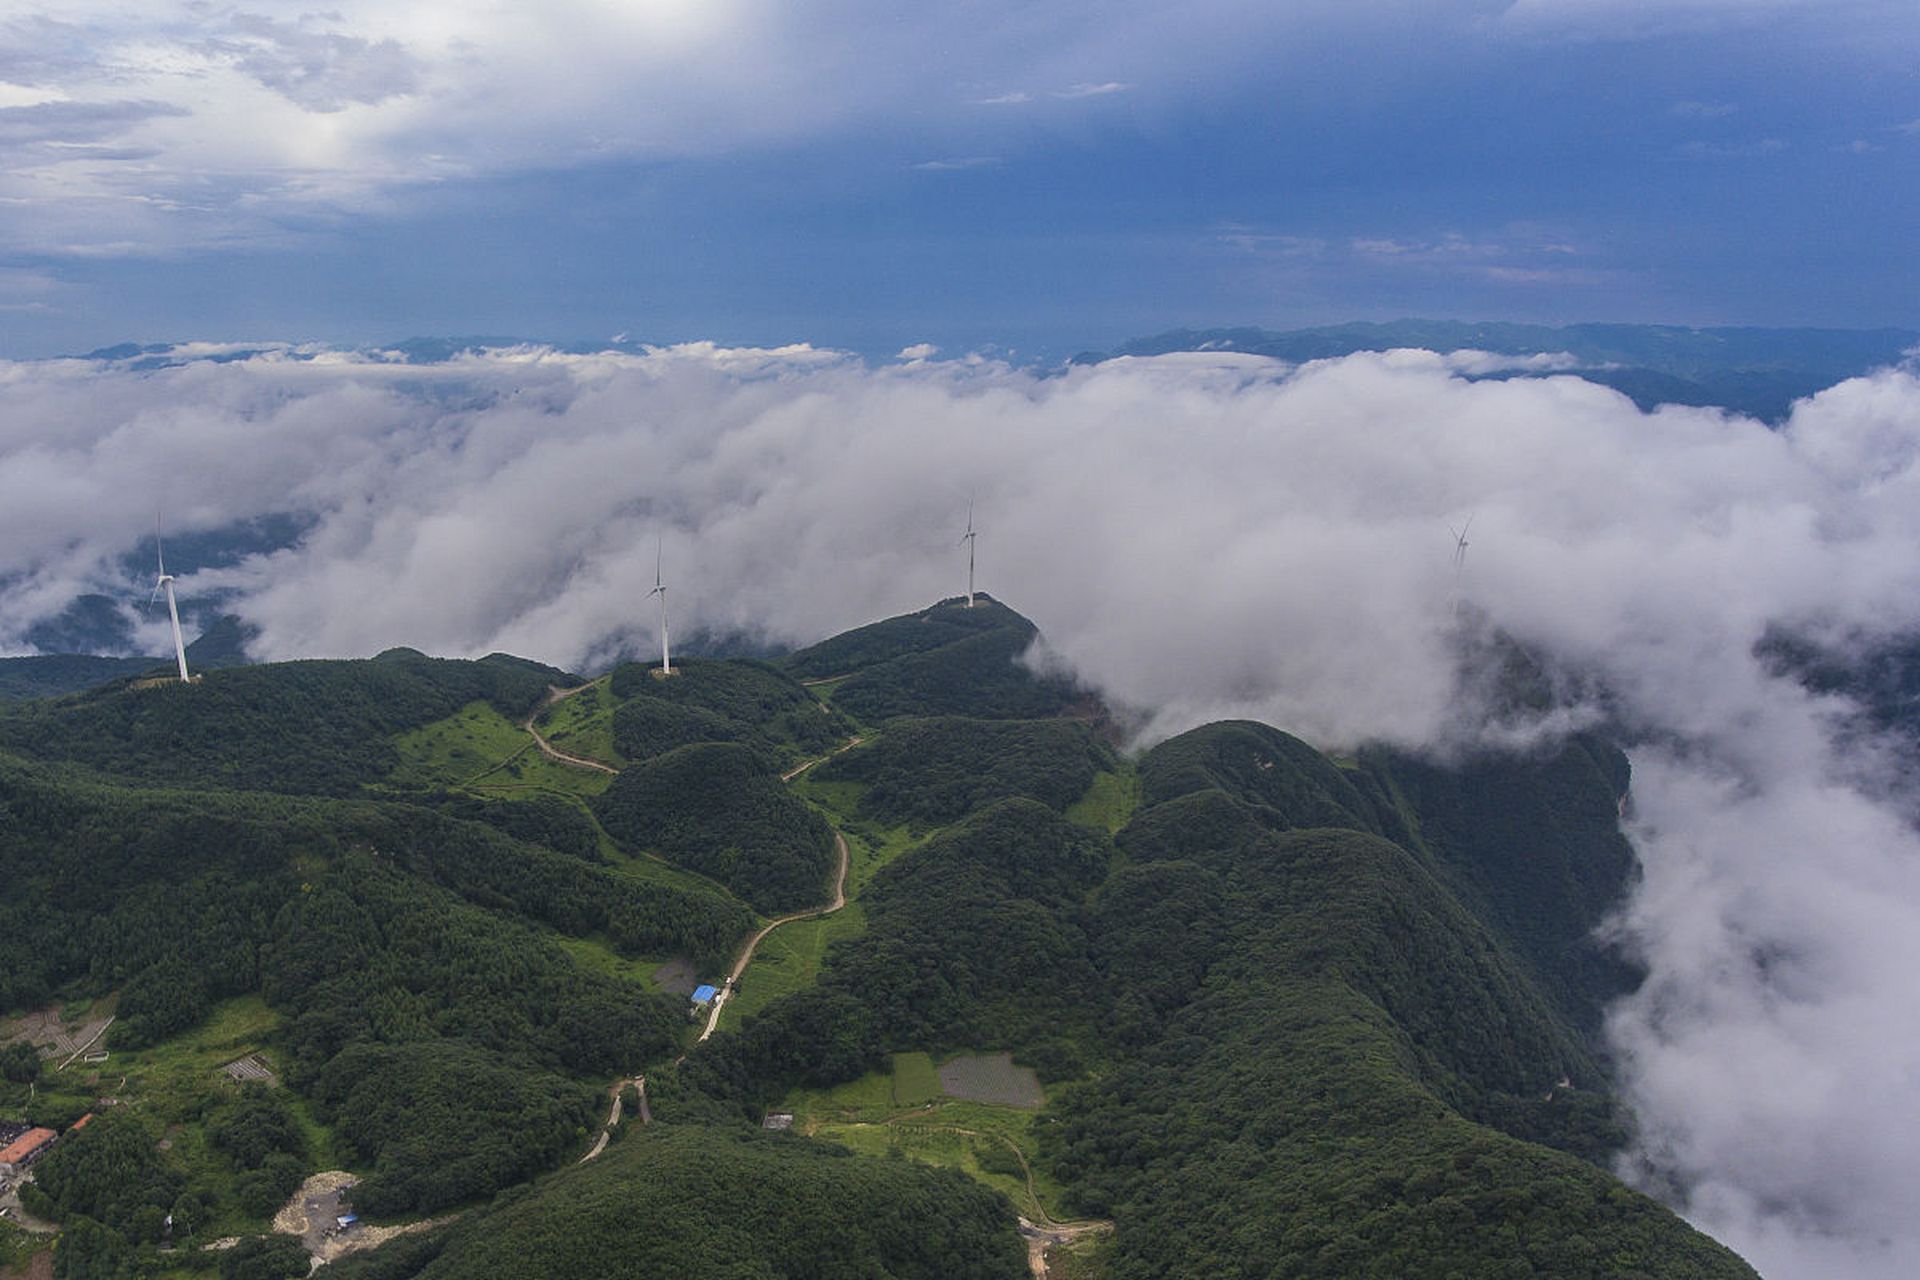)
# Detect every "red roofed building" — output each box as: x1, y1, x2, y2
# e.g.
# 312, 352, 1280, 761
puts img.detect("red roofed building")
0, 1127, 56, 1173
68, 1113, 93, 1132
